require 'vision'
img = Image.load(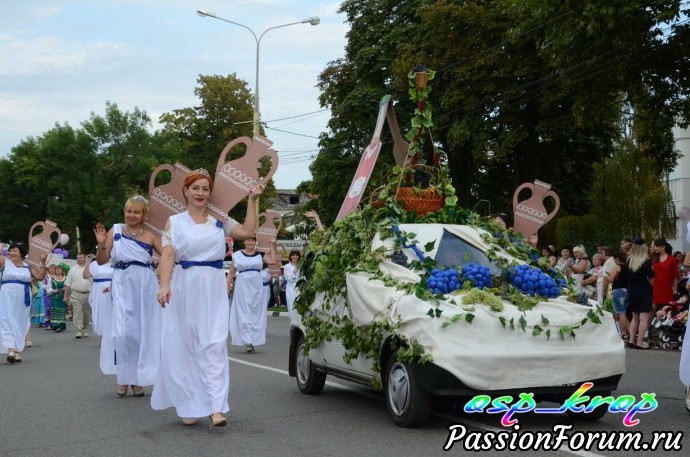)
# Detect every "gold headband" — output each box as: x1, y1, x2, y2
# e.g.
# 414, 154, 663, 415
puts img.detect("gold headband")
193, 168, 211, 178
